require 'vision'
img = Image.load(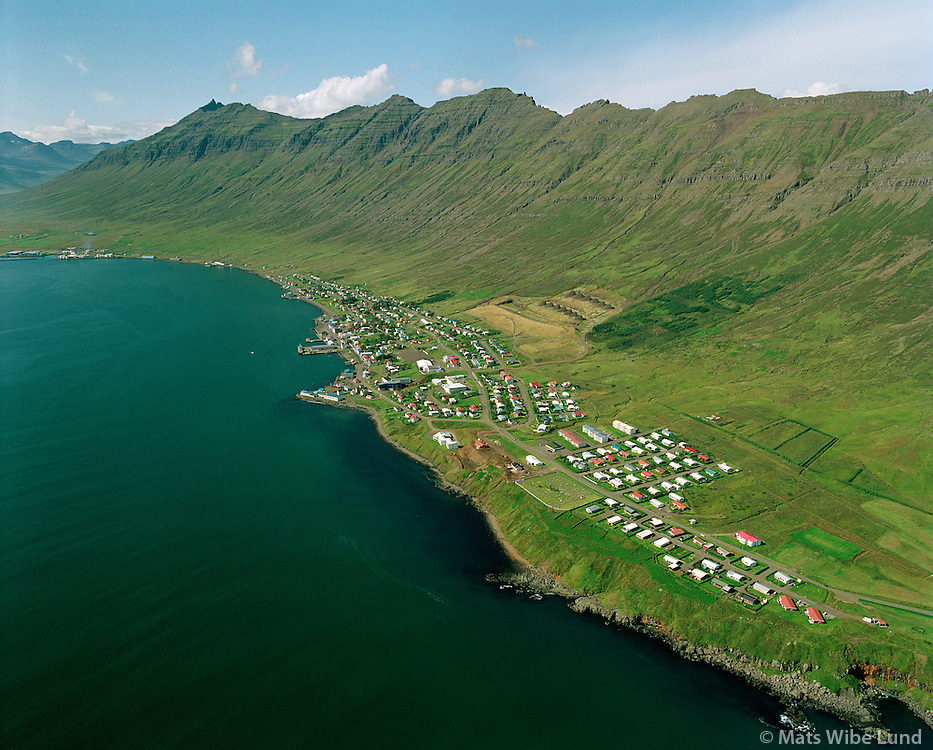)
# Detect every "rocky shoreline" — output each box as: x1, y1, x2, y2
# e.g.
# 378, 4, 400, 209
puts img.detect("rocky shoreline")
489, 569, 933, 734
285, 279, 933, 736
